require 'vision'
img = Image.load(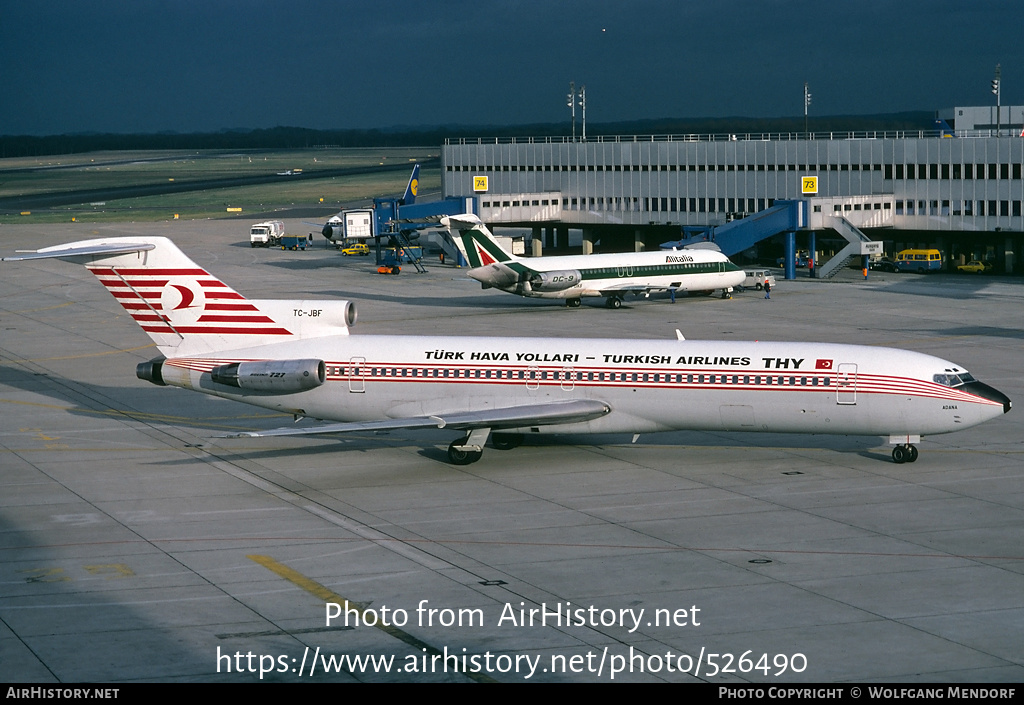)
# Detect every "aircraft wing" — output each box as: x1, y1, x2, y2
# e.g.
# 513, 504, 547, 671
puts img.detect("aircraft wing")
597, 283, 667, 294
218, 399, 611, 438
